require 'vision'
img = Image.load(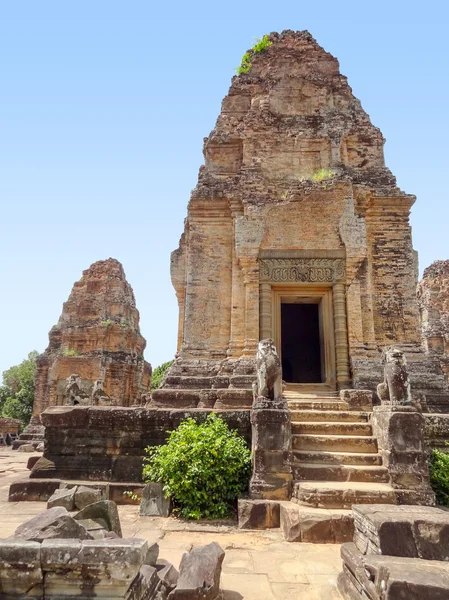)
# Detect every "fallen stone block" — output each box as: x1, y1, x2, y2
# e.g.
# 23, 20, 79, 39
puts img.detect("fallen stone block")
238, 499, 280, 529
14, 506, 93, 542
47, 487, 77, 511
140, 482, 171, 517
74, 485, 102, 510
338, 542, 449, 600
280, 502, 354, 543
126, 564, 161, 600
26, 455, 41, 470
0, 539, 43, 597
74, 499, 122, 537
169, 541, 224, 599
353, 504, 449, 561
8, 478, 61, 502
145, 542, 160, 567
156, 558, 179, 592
36, 442, 44, 452
17, 443, 35, 452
